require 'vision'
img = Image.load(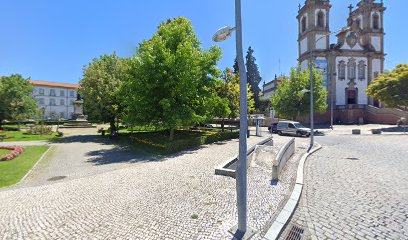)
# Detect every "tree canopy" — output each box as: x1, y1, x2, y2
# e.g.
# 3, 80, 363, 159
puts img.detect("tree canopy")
123, 17, 222, 140
0, 74, 37, 127
217, 68, 255, 119
271, 66, 327, 119
366, 64, 408, 107
79, 52, 128, 132
245, 47, 262, 110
